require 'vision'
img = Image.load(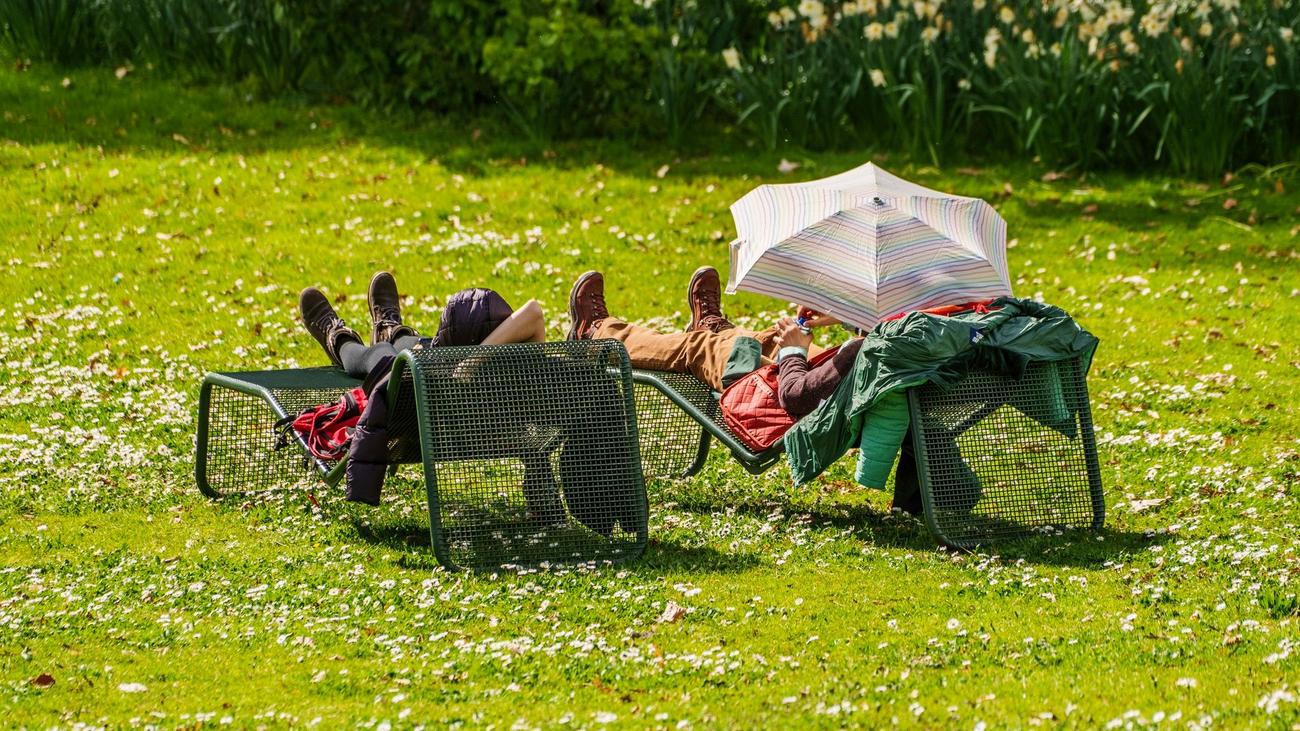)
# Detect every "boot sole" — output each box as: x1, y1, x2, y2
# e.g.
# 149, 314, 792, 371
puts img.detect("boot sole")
299, 287, 349, 369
